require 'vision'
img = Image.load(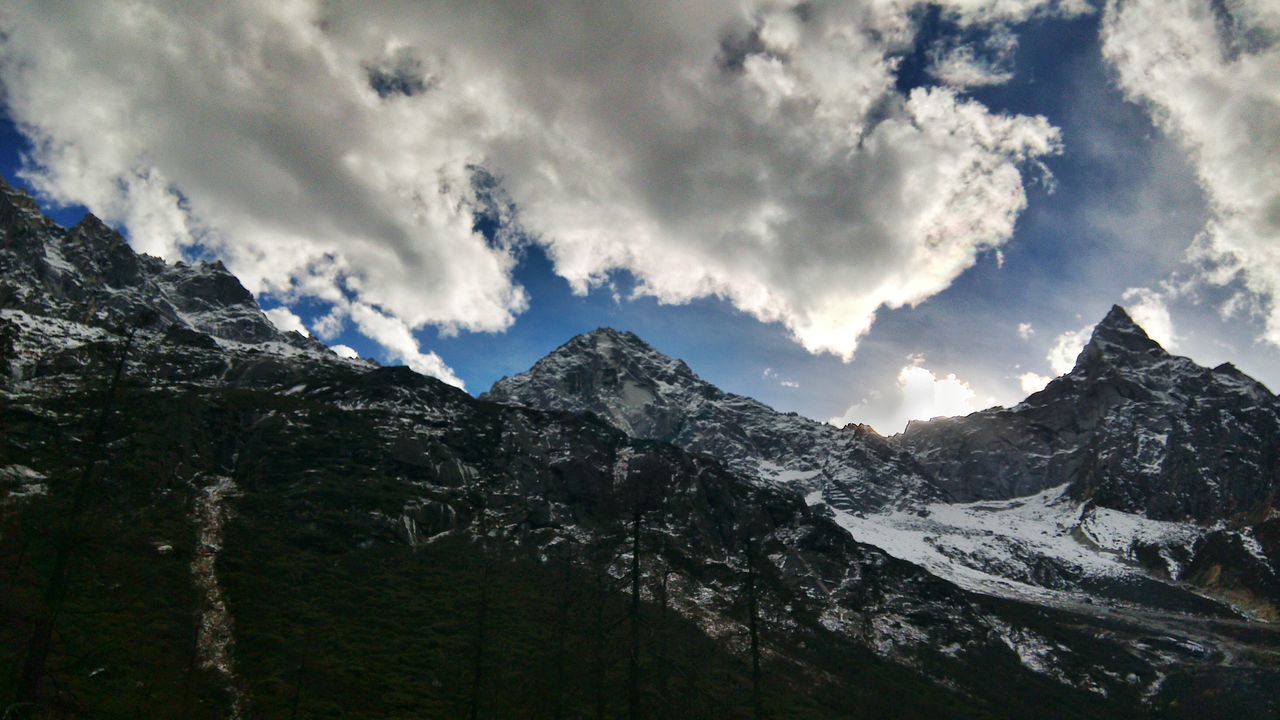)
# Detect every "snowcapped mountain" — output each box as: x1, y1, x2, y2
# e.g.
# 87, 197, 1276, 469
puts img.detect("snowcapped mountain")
897, 305, 1280, 615
484, 327, 945, 513
0, 179, 393, 408
3, 176, 1280, 717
